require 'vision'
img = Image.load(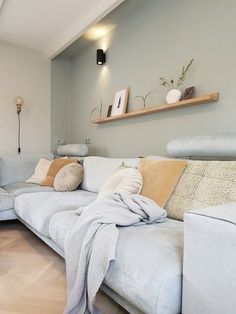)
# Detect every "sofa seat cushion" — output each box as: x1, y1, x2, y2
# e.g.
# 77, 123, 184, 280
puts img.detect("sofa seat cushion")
0, 188, 14, 211
49, 210, 80, 250
49, 212, 183, 314
105, 219, 183, 314
14, 190, 97, 237
3, 182, 54, 196
0, 209, 17, 220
